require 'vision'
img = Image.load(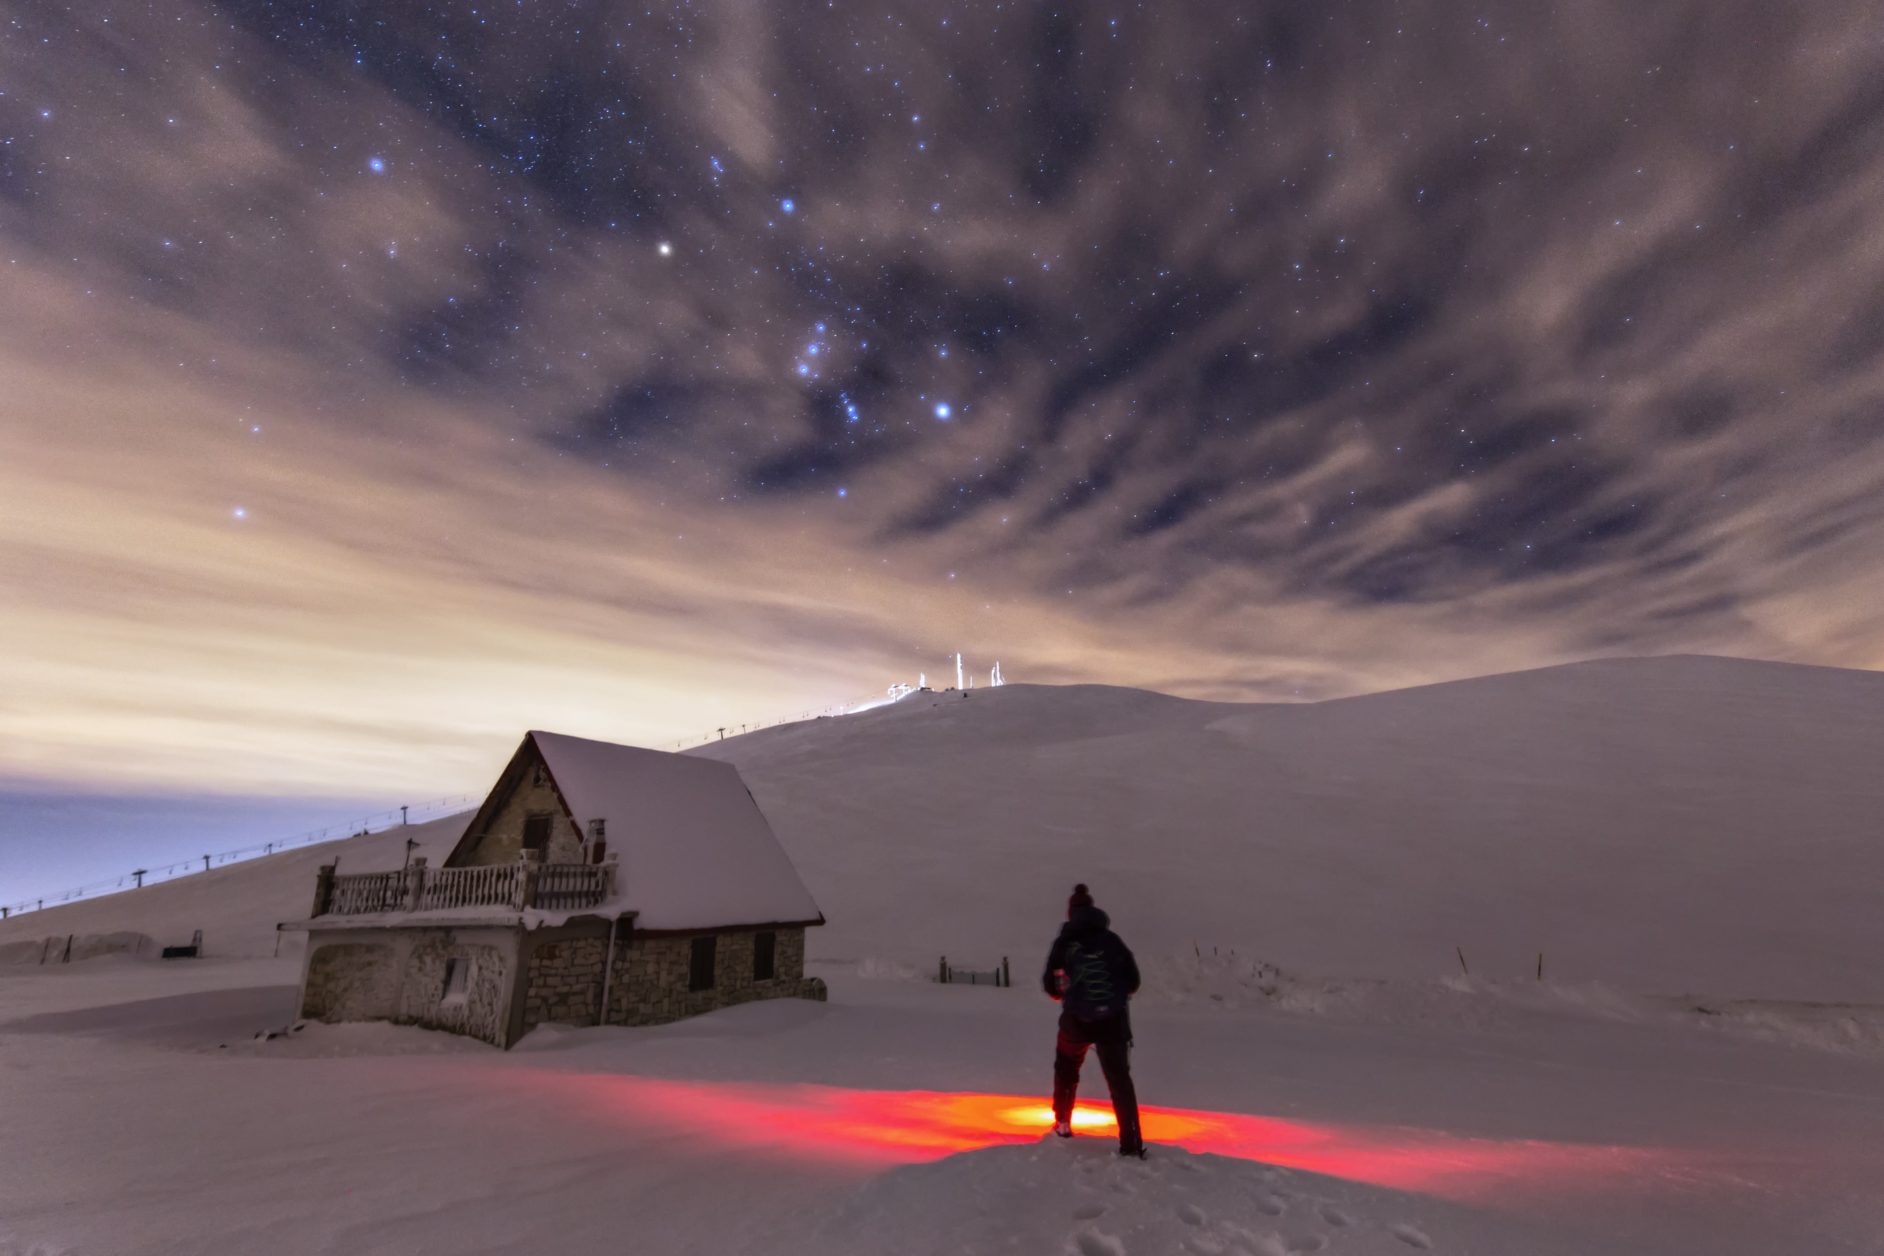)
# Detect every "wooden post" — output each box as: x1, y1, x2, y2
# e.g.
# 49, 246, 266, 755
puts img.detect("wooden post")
1455, 945, 1469, 976
1002, 956, 1010, 988
312, 863, 337, 917
1537, 952, 1544, 982
939, 956, 948, 983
